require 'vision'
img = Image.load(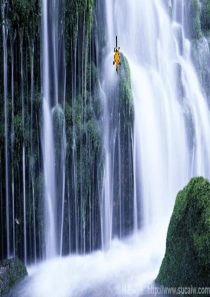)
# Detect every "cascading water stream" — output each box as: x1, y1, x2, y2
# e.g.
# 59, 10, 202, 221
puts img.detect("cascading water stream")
72, 34, 79, 254
41, 0, 66, 258
42, 0, 57, 258
100, 83, 113, 249
103, 0, 210, 233
20, 33, 27, 266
